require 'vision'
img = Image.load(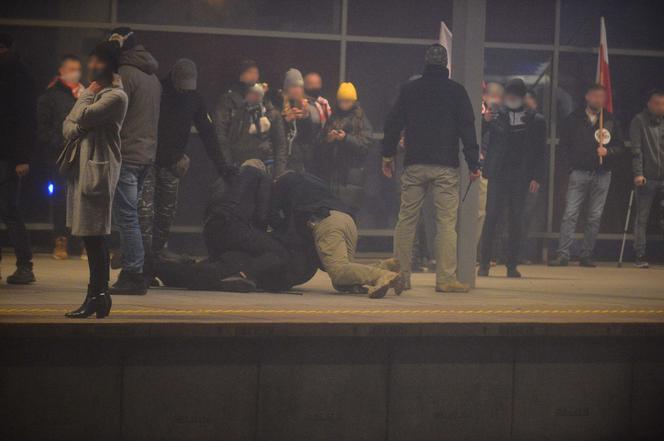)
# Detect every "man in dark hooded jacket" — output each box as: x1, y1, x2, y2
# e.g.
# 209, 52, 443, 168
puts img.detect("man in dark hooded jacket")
107, 27, 161, 295
0, 33, 36, 284
139, 59, 233, 265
